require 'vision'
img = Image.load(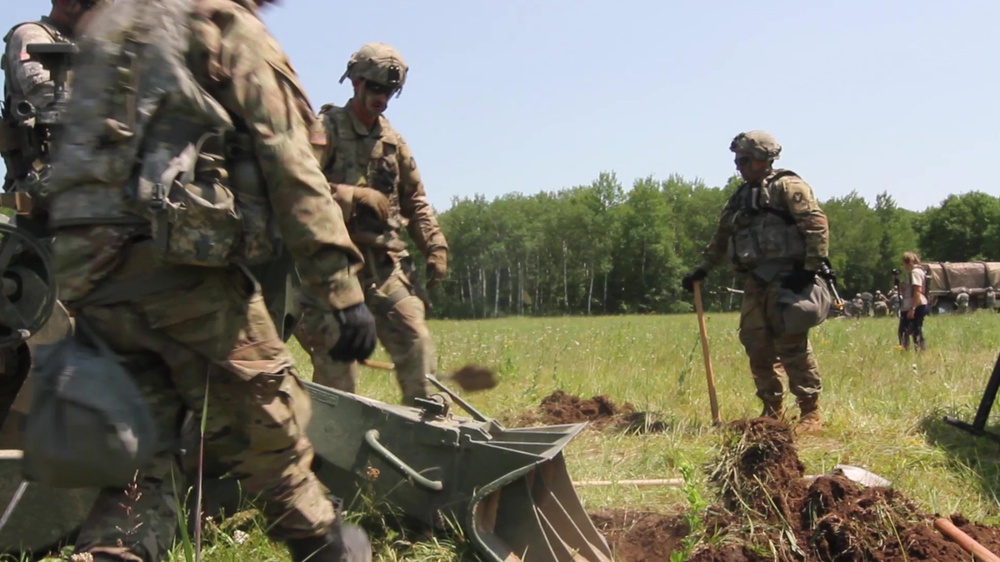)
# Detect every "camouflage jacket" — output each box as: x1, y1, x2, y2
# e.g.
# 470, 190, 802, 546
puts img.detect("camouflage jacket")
51, 0, 364, 310
699, 169, 829, 275
314, 103, 447, 263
